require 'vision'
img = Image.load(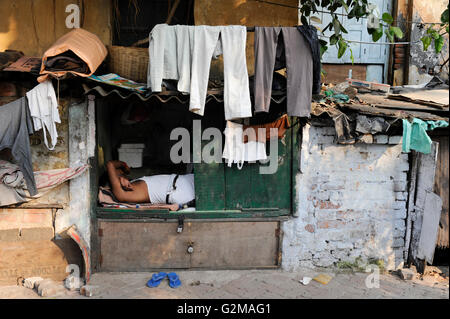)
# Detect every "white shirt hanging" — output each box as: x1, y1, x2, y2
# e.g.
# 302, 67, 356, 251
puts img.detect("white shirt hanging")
26, 80, 61, 150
